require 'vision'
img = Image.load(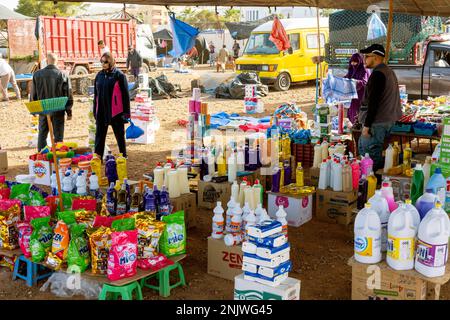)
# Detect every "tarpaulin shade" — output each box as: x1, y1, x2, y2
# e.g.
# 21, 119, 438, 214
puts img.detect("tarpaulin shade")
153, 28, 173, 40
225, 15, 276, 40
168, 14, 199, 58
